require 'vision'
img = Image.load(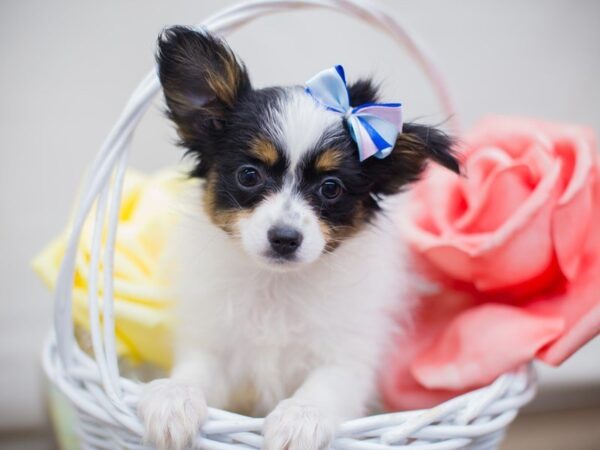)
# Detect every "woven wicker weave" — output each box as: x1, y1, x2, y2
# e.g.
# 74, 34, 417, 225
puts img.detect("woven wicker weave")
42, 1, 537, 449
